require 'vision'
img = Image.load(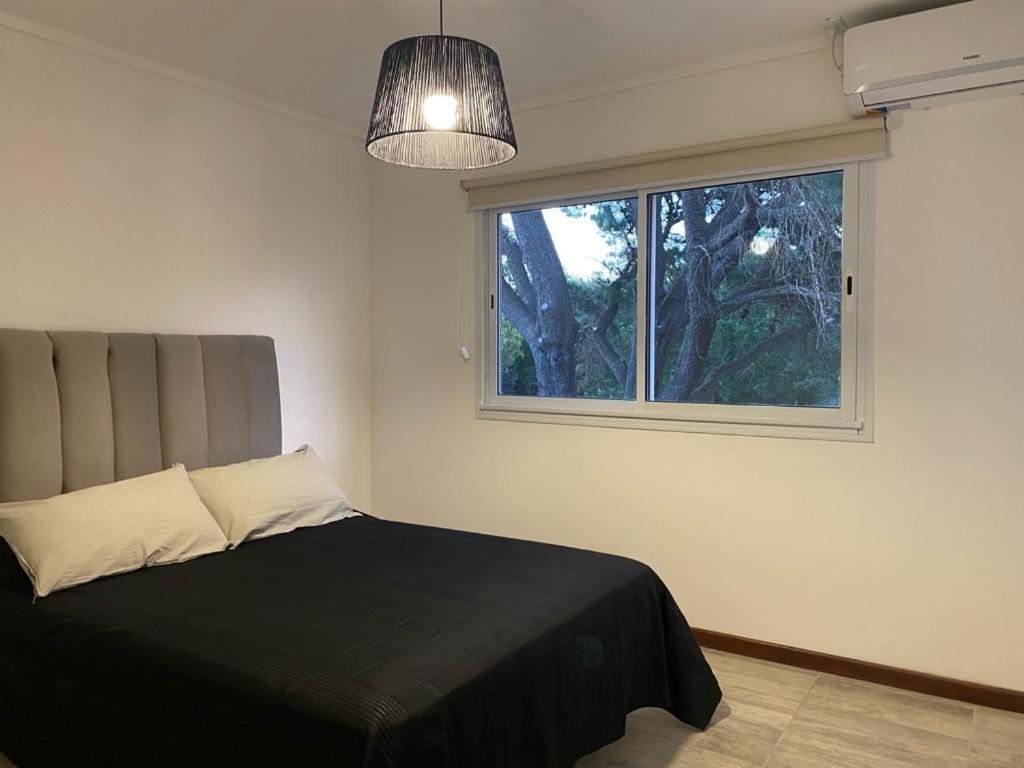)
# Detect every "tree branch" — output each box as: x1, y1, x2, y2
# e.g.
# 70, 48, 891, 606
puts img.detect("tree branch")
499, 225, 536, 311
718, 284, 820, 317
708, 187, 761, 284
590, 258, 636, 390
498, 274, 535, 342
689, 322, 813, 402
